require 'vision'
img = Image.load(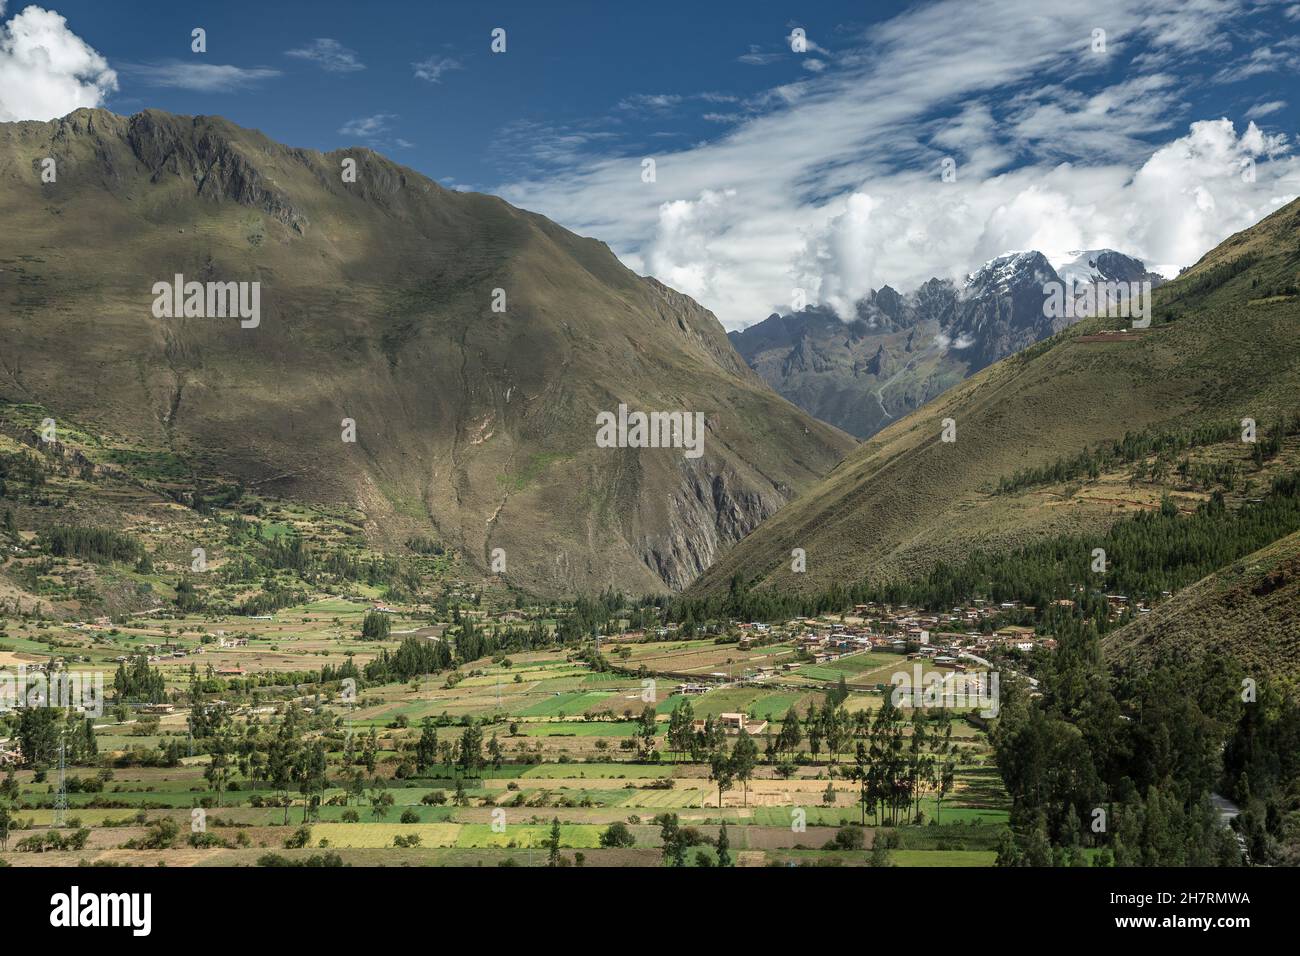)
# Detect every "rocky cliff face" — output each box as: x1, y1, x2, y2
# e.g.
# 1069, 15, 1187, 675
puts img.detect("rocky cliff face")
637, 460, 788, 590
